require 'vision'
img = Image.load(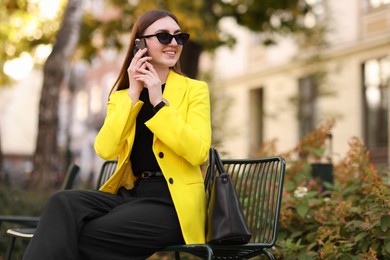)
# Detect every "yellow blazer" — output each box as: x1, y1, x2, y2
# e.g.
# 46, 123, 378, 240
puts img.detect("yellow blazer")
94, 70, 212, 244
